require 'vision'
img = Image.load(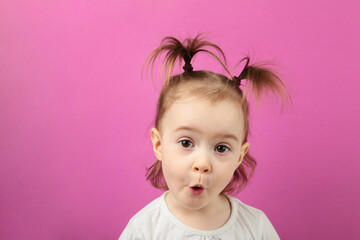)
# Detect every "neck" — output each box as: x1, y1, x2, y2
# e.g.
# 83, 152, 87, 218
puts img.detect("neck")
165, 191, 231, 230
